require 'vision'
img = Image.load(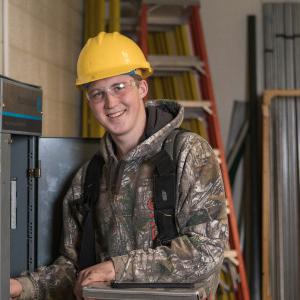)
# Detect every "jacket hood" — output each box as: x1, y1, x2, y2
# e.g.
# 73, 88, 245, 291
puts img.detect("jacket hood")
100, 100, 184, 162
